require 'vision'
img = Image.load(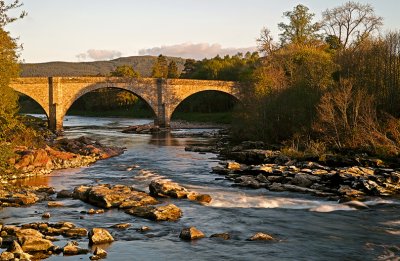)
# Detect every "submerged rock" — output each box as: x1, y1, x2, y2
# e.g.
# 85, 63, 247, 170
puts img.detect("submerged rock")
210, 233, 231, 240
